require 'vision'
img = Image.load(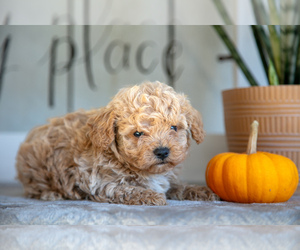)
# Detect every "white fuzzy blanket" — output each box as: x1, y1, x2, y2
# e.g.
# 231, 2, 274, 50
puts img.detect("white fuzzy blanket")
0, 184, 299, 249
